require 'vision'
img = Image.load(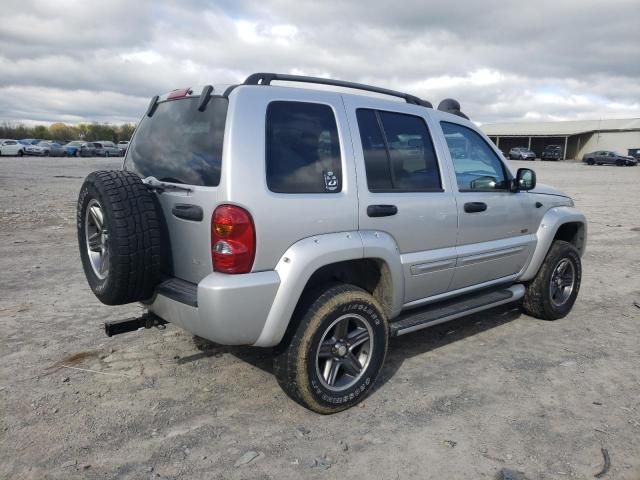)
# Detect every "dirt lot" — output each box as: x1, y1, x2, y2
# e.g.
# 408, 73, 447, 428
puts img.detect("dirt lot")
1, 157, 639, 479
